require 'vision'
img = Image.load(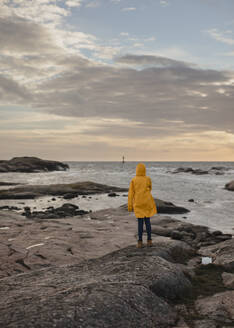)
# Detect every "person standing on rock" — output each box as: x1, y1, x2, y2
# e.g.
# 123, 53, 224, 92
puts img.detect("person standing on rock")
128, 163, 157, 248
